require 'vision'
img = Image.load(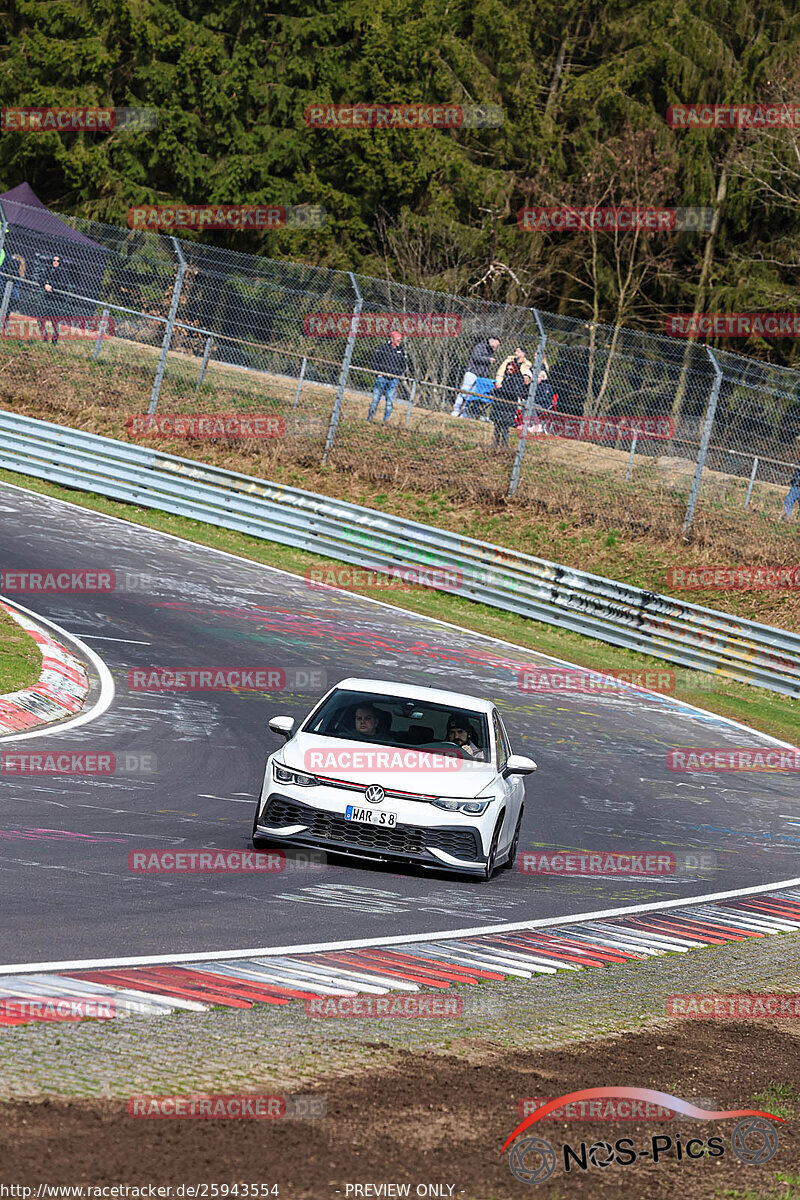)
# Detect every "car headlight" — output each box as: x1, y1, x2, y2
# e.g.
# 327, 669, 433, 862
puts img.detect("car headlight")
430, 799, 490, 815
273, 762, 317, 787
